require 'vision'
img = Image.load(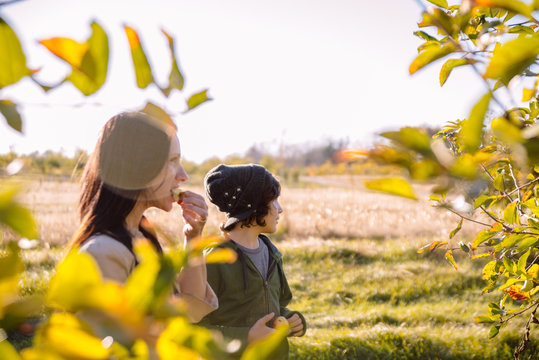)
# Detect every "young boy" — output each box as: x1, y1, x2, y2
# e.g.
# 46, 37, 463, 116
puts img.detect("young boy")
199, 164, 306, 359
